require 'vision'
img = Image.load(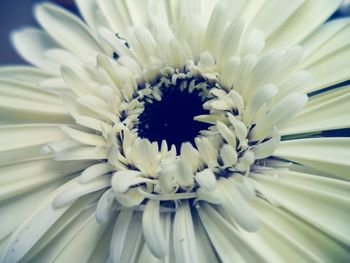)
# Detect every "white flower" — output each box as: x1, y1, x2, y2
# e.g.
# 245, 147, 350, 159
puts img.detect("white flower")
1, 0, 350, 262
